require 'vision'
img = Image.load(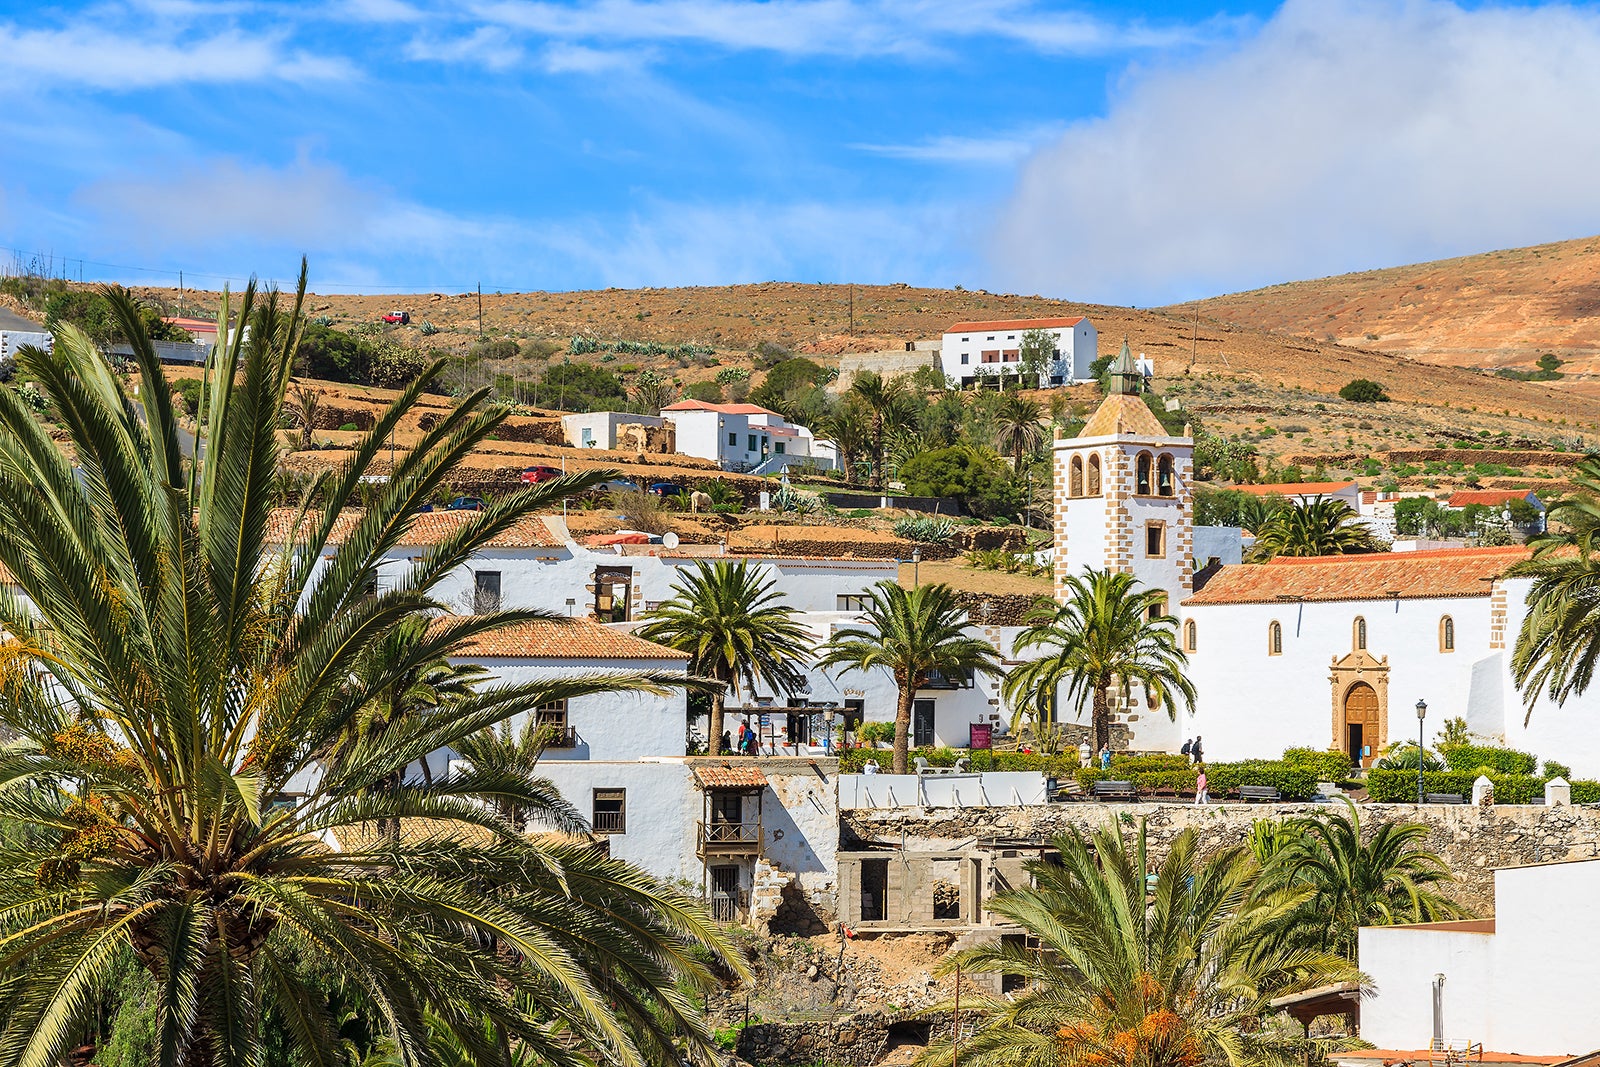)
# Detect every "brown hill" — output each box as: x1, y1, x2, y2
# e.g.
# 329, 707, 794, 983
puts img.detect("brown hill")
1182, 235, 1600, 380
